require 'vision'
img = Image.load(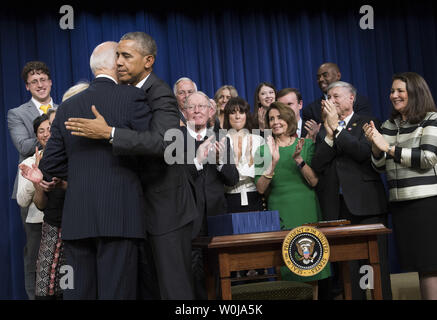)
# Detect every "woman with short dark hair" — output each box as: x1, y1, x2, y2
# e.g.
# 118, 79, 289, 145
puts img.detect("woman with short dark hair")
364, 72, 437, 300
